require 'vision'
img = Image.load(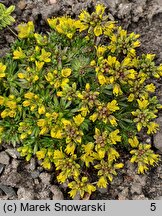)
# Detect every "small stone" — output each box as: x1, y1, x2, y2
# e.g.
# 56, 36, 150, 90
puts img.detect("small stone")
118, 3, 132, 18
39, 172, 51, 185
0, 151, 10, 165
34, 179, 40, 185
0, 164, 5, 175
0, 184, 16, 198
11, 159, 20, 170
5, 35, 15, 44
5, 149, 20, 159
154, 116, 162, 153
37, 190, 51, 200
50, 185, 64, 200
154, 196, 162, 200
31, 170, 40, 179
146, 138, 151, 144
97, 187, 107, 194
131, 183, 142, 194
29, 158, 36, 171
17, 0, 27, 10
159, 174, 162, 179
49, 0, 57, 4
118, 188, 129, 200
73, 191, 81, 200
132, 195, 148, 200
17, 187, 34, 200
